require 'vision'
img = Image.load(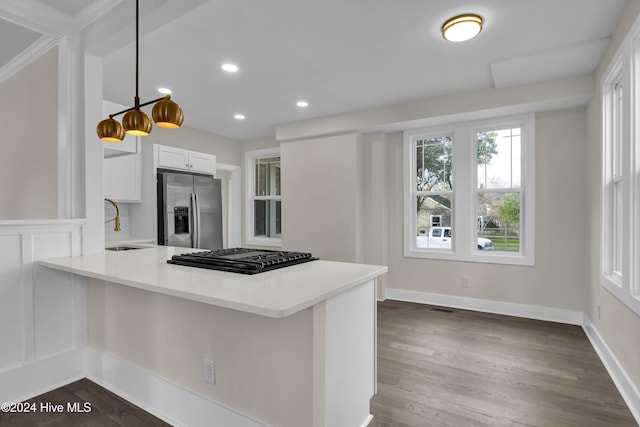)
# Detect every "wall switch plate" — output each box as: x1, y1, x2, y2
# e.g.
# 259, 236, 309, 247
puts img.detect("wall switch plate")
204, 359, 215, 384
